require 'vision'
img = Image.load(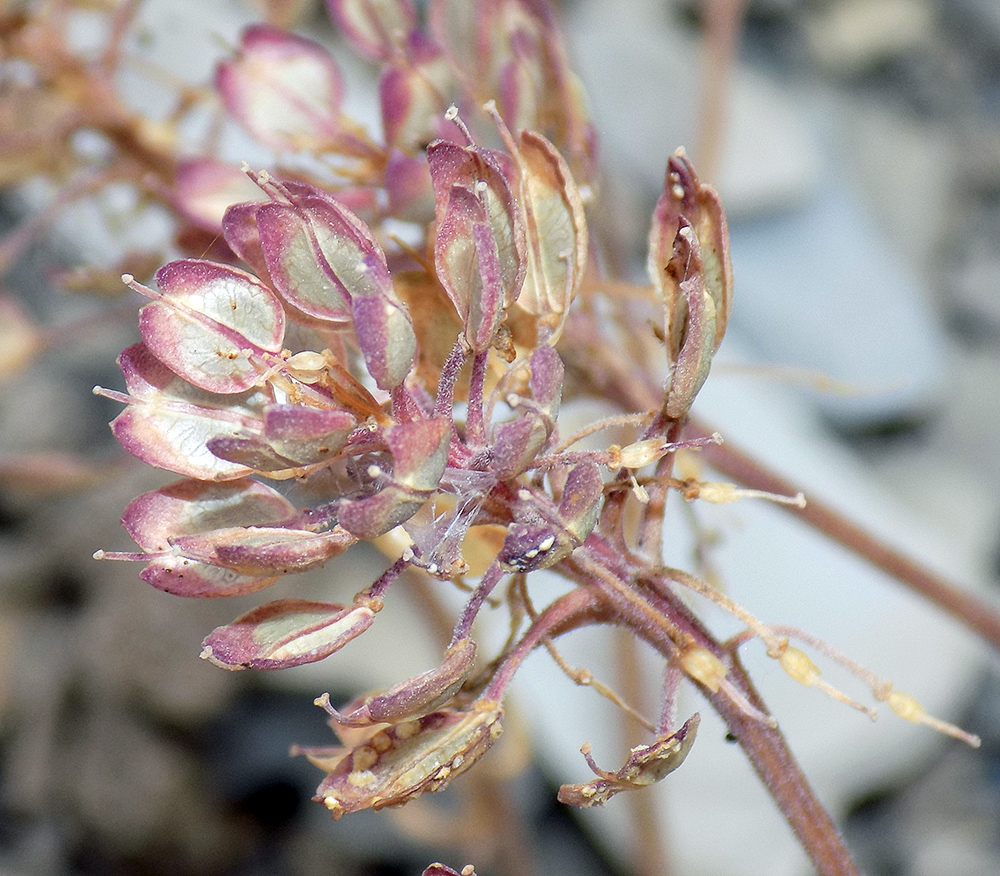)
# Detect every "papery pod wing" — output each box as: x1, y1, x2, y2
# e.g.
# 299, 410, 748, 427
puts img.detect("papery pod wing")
328, 0, 418, 61
201, 598, 376, 670
511, 130, 587, 340
135, 259, 285, 395
121, 478, 296, 552
111, 343, 267, 481
314, 703, 503, 818
255, 200, 354, 327
216, 25, 344, 152
120, 493, 352, 597
118, 478, 297, 598
558, 714, 699, 807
